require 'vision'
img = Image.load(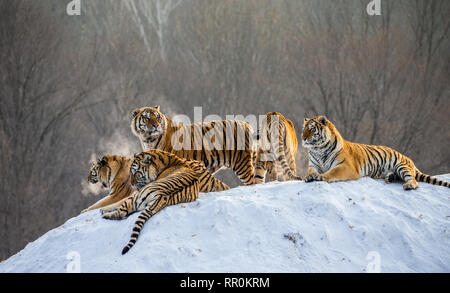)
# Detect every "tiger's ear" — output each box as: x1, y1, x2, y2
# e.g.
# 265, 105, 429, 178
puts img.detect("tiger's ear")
318, 115, 328, 125
131, 108, 140, 118
154, 105, 160, 111
143, 154, 152, 165
99, 157, 107, 166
